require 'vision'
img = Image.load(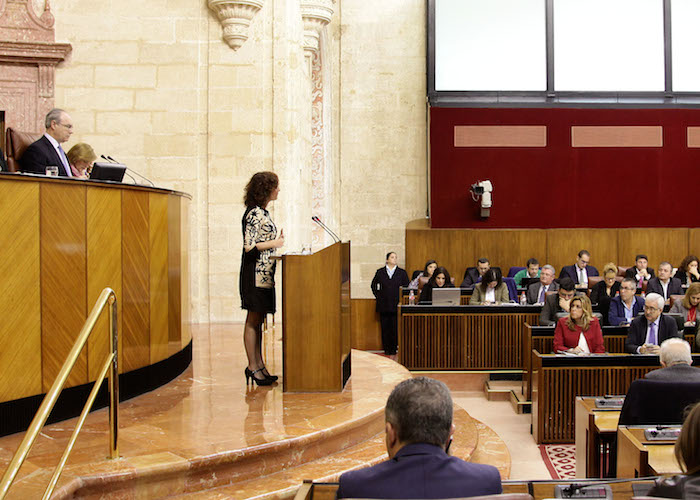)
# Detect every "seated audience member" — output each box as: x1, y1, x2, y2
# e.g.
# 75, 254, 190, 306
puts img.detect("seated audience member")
645, 338, 700, 381
553, 295, 604, 354
66, 143, 97, 179
559, 250, 599, 288
608, 278, 645, 327
625, 292, 680, 354
470, 268, 509, 305
670, 282, 700, 327
647, 402, 700, 499
337, 377, 502, 499
625, 254, 656, 285
675, 255, 700, 286
460, 258, 490, 289
539, 278, 576, 326
19, 108, 74, 177
590, 263, 621, 325
513, 258, 540, 287
409, 259, 437, 289
526, 264, 559, 305
419, 266, 455, 304
647, 261, 683, 302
